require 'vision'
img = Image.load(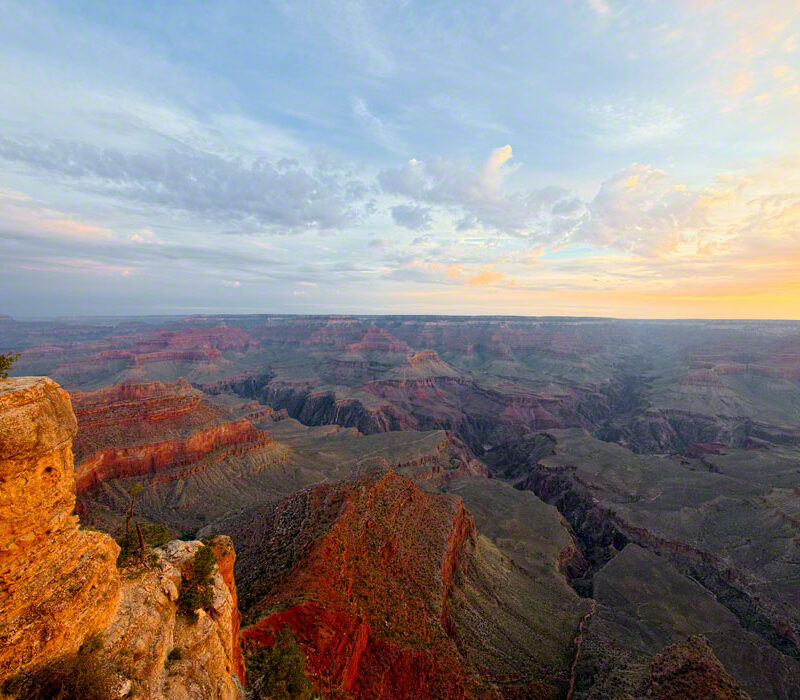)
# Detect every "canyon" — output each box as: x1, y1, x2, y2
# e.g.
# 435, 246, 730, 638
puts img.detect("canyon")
2, 314, 798, 698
